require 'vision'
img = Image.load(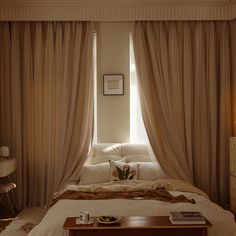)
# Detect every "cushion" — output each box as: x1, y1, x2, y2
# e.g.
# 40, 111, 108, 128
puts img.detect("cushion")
0, 183, 16, 193
123, 154, 151, 162
79, 163, 111, 185
87, 143, 154, 164
86, 155, 122, 164
137, 162, 170, 180
109, 160, 139, 181
89, 143, 121, 156
121, 143, 149, 156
